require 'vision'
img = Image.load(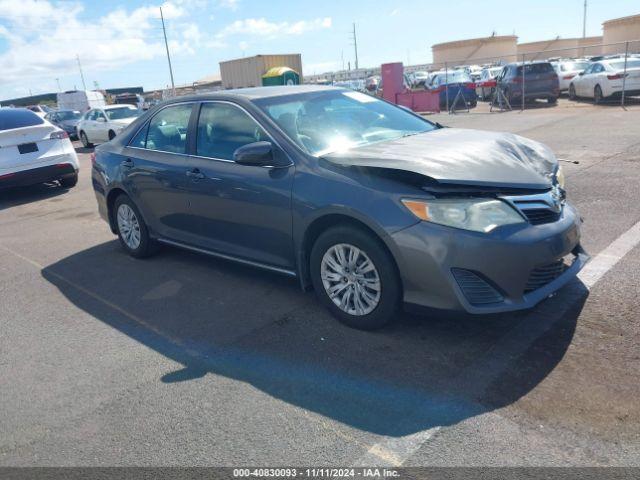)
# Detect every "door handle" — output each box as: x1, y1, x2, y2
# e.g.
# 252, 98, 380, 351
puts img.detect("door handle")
121, 158, 134, 168
186, 168, 205, 180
